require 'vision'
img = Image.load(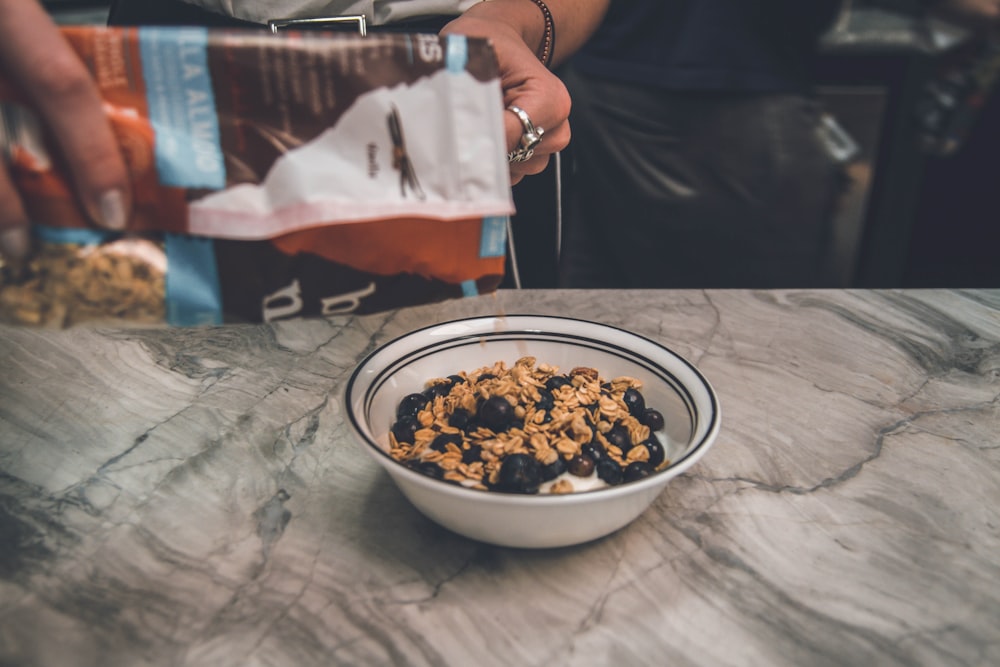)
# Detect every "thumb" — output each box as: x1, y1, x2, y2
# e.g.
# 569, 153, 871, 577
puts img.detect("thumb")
0, 2, 130, 230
